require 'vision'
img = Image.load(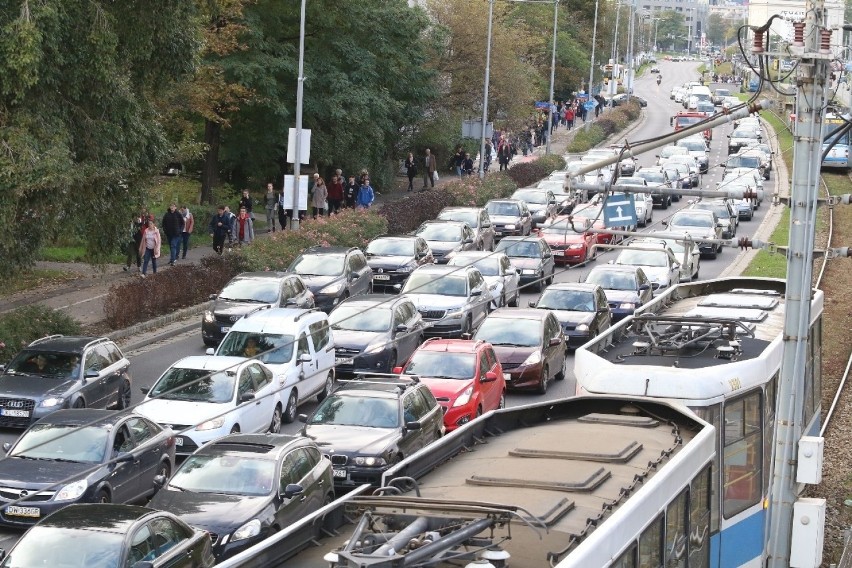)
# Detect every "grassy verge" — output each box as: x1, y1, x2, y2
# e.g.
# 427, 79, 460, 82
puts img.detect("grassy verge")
0, 269, 79, 297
